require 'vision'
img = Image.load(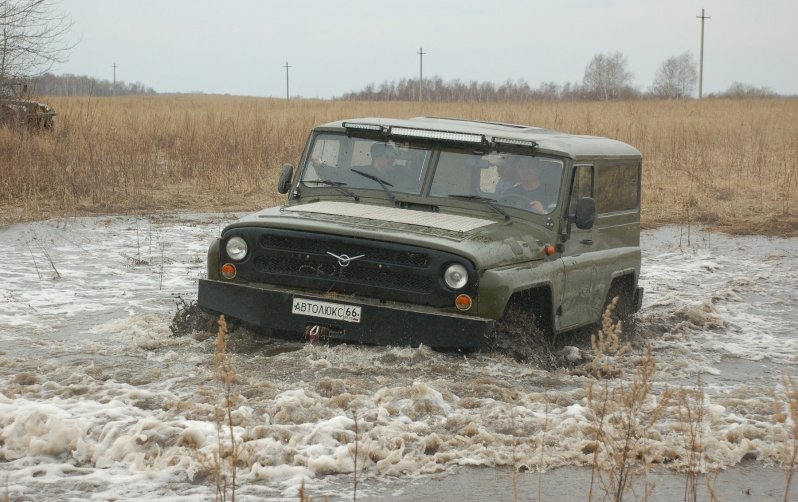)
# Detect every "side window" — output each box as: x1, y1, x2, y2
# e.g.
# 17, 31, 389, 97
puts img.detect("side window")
596, 164, 640, 213
569, 164, 594, 216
